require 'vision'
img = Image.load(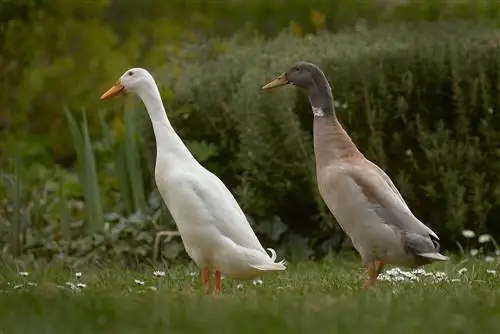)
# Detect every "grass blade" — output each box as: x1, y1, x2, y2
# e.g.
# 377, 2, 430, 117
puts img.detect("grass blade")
81, 110, 104, 232
58, 179, 71, 254
9, 156, 22, 256
124, 105, 145, 212
65, 108, 92, 225
100, 111, 134, 213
